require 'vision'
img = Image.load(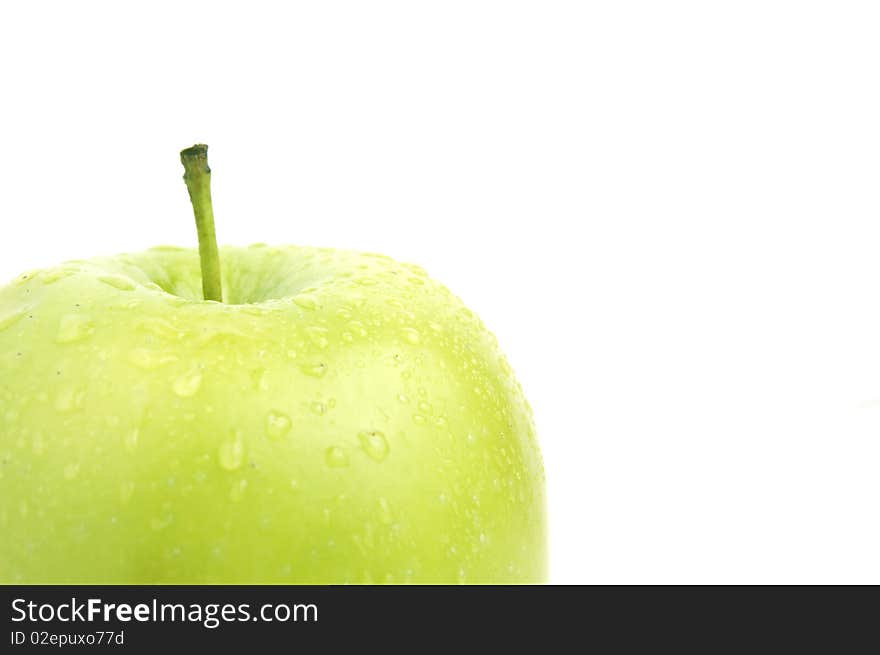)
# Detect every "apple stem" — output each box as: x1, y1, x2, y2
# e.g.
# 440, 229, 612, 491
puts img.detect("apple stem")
180, 144, 223, 302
